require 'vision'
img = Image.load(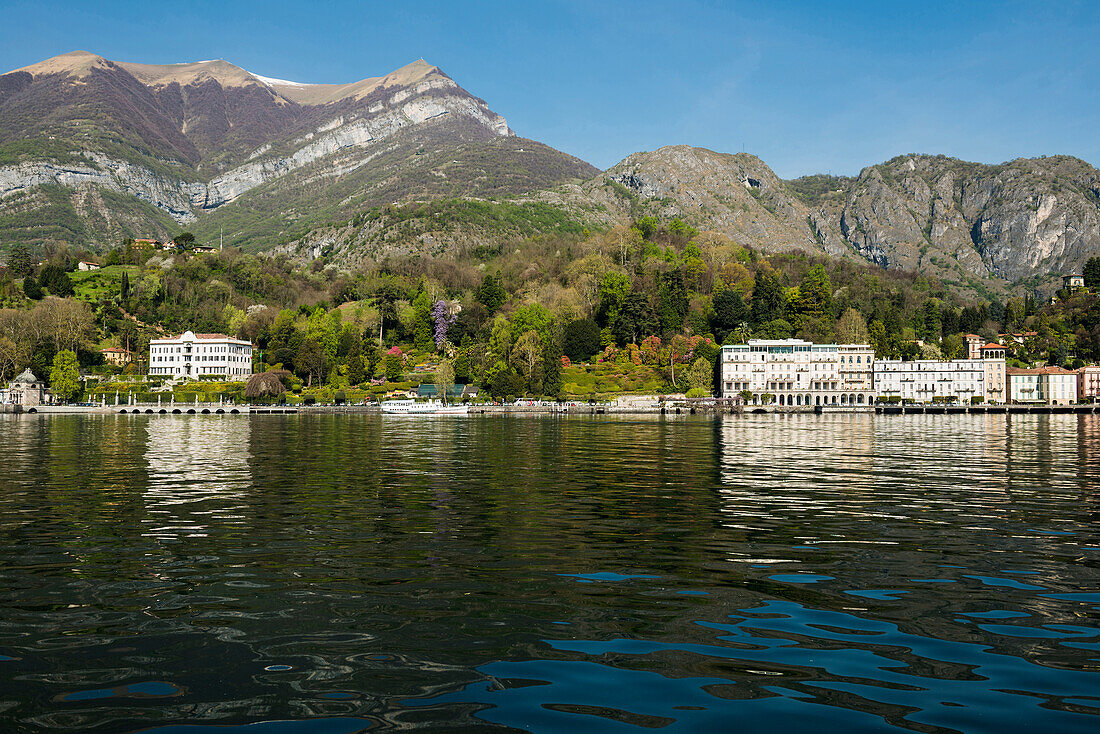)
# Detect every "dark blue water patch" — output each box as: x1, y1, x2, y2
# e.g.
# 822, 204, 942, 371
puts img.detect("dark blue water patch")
407, 659, 893, 733
135, 718, 373, 733
543, 599, 1100, 731
910, 579, 956, 583
960, 610, 1030, 619
318, 692, 355, 700
938, 565, 967, 568
61, 687, 115, 702
264, 664, 293, 671
1064, 642, 1100, 651
558, 572, 660, 582
0, 654, 16, 661
792, 545, 820, 550
1028, 529, 1075, 535
976, 624, 1088, 639
768, 574, 833, 584
127, 681, 179, 696
60, 681, 180, 702
844, 590, 909, 600
962, 575, 1044, 590
677, 590, 709, 596
552, 621, 571, 625
1041, 592, 1100, 603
